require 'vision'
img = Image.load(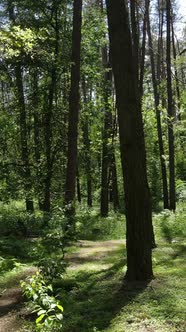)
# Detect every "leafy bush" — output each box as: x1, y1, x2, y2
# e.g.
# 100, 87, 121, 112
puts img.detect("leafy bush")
176, 180, 186, 202
156, 207, 186, 242
36, 229, 67, 282
21, 272, 63, 332
76, 208, 126, 240
0, 204, 43, 236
